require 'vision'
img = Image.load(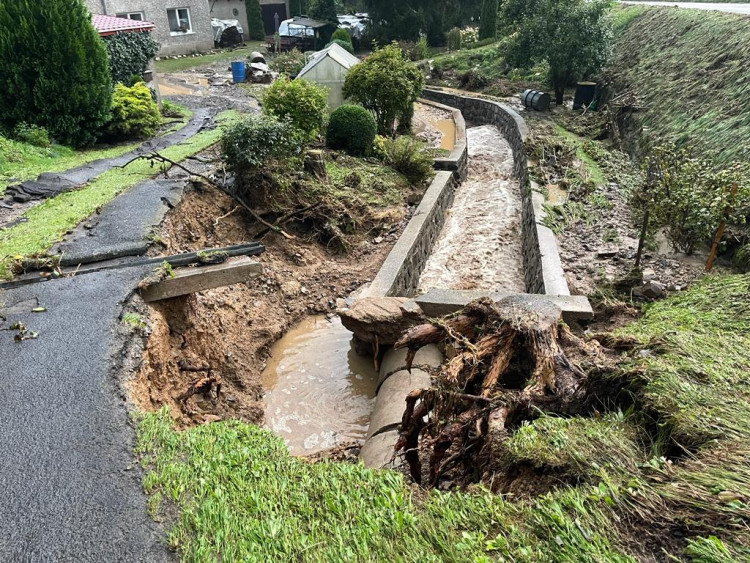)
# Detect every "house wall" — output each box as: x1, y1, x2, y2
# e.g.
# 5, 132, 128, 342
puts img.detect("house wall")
86, 0, 215, 56
209, 0, 249, 38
